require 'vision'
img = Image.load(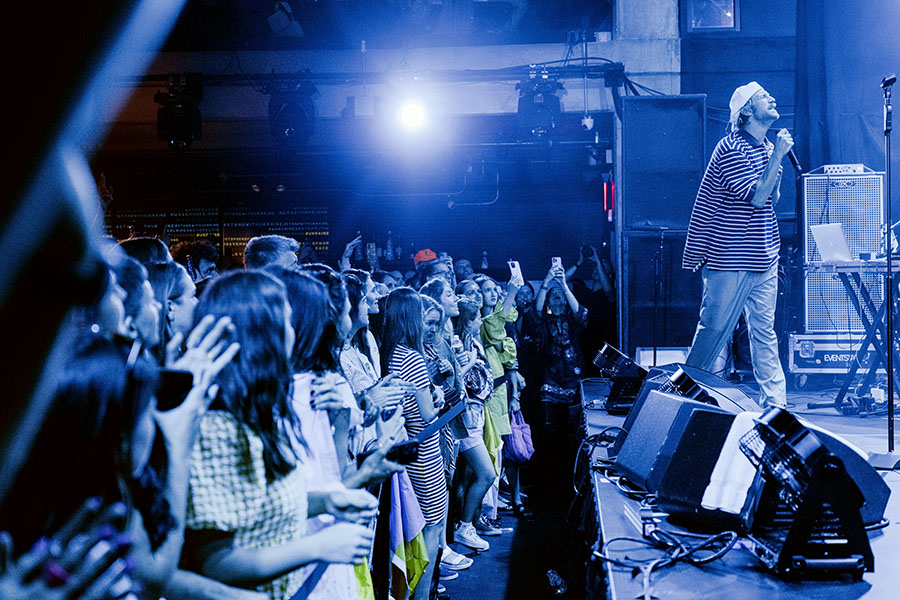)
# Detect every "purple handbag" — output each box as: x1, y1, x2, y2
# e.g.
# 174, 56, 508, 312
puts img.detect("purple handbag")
504, 409, 535, 463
